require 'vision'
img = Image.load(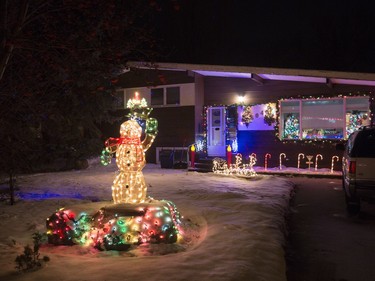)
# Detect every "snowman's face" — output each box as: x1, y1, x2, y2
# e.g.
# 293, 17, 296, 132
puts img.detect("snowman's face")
120, 120, 142, 138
